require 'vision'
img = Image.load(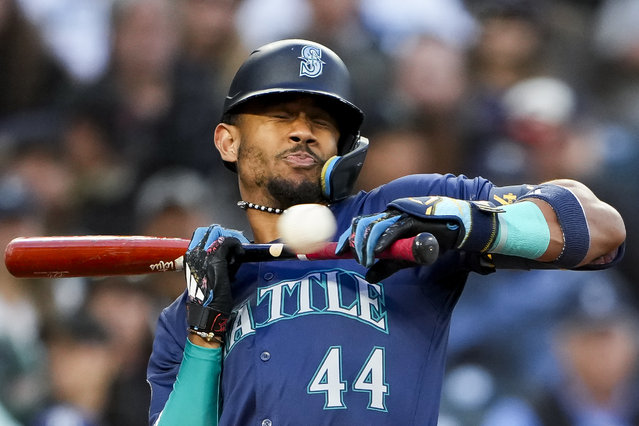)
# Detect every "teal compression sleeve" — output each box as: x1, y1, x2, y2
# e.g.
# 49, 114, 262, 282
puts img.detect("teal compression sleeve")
489, 200, 551, 259
155, 339, 222, 426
